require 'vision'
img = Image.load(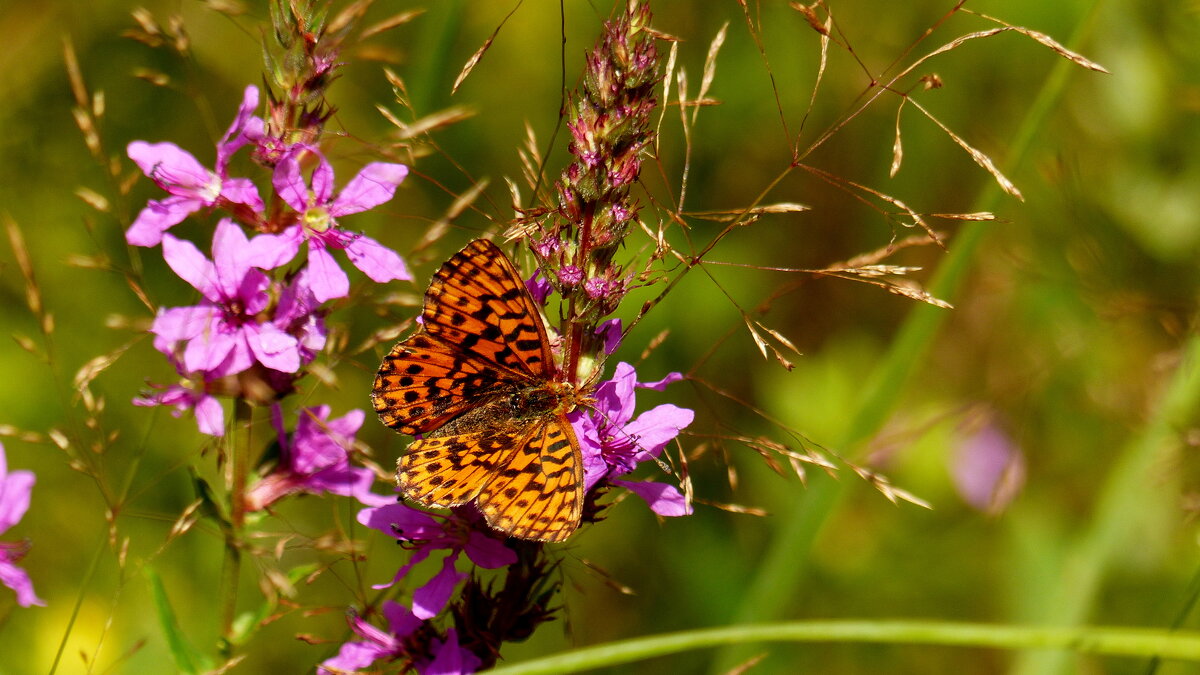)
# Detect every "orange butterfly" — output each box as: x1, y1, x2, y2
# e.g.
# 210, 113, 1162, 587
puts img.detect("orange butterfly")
371, 239, 584, 542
